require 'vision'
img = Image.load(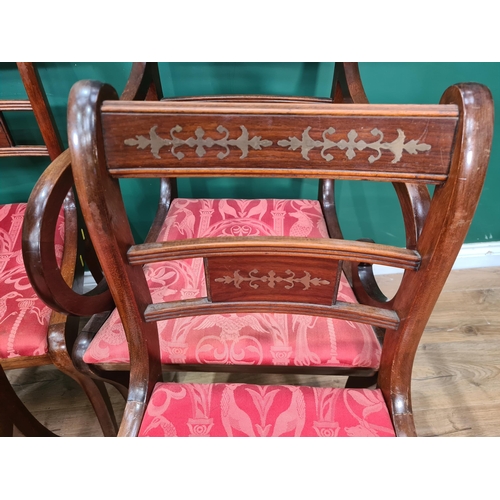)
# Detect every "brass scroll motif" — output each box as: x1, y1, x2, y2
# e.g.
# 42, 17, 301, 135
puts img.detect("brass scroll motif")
277, 127, 432, 163
125, 125, 431, 164
215, 269, 331, 290
124, 125, 272, 160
